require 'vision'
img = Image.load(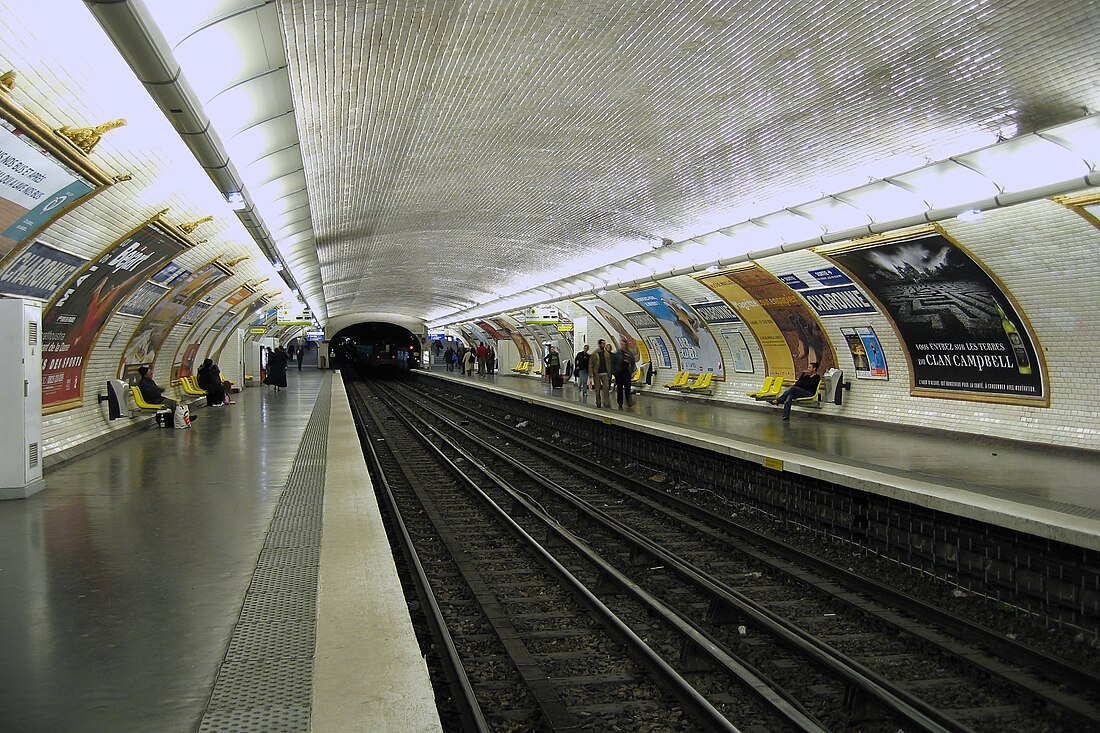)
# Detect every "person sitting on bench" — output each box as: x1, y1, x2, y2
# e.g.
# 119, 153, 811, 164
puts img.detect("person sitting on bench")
197, 358, 228, 407
769, 361, 820, 421
139, 363, 178, 422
